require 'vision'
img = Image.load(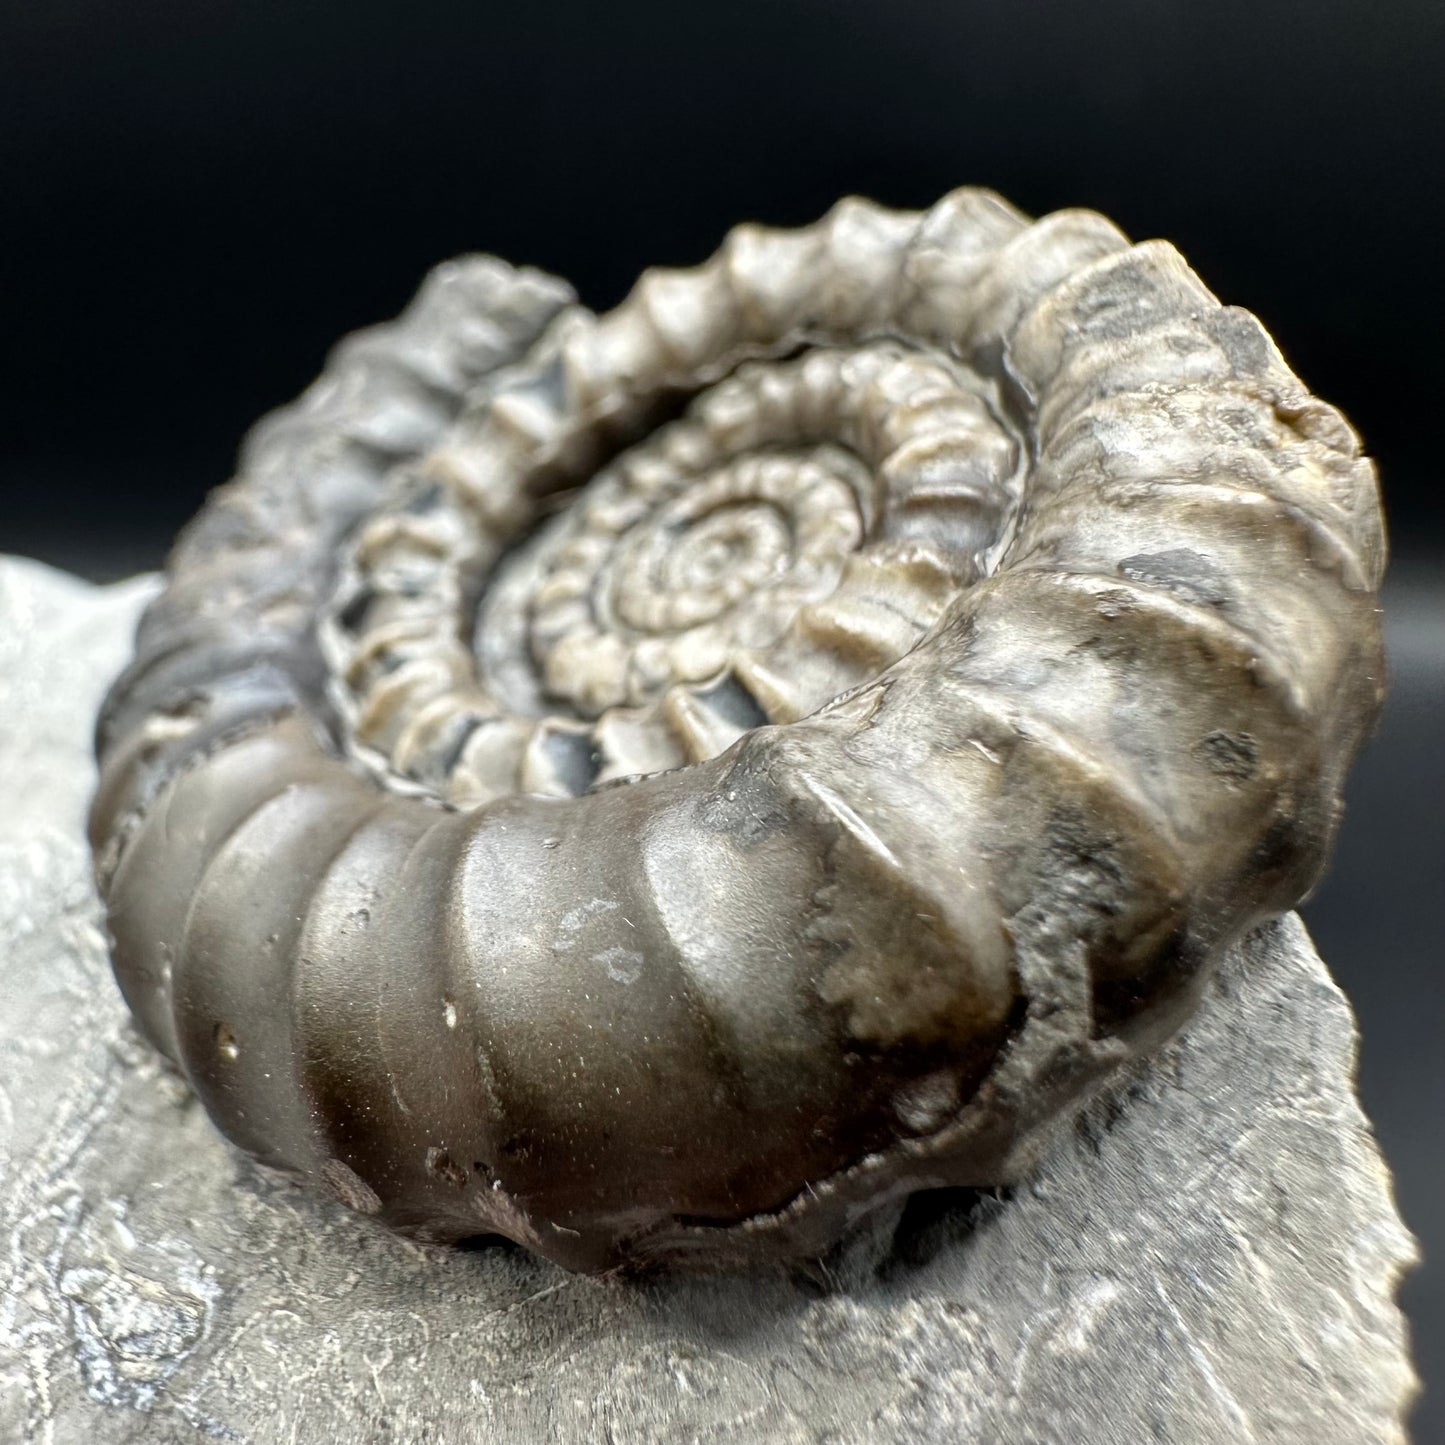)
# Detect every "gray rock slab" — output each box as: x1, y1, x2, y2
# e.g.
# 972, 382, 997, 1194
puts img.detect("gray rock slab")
0, 556, 1419, 1444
